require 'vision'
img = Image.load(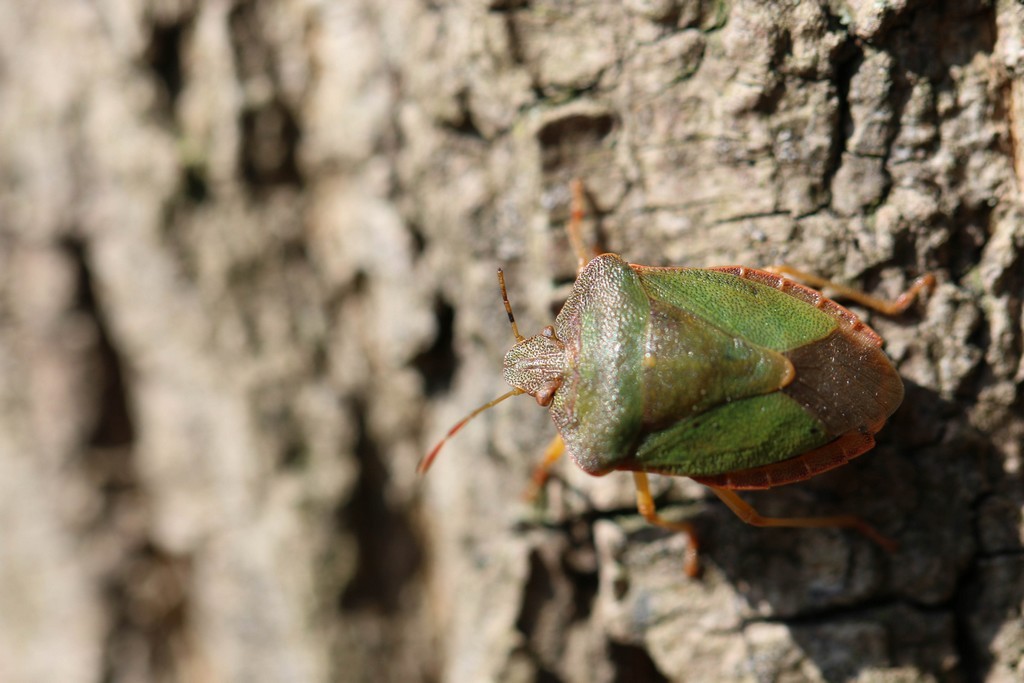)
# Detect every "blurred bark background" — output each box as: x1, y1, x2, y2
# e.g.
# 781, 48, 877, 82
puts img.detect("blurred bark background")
1, 0, 1022, 681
